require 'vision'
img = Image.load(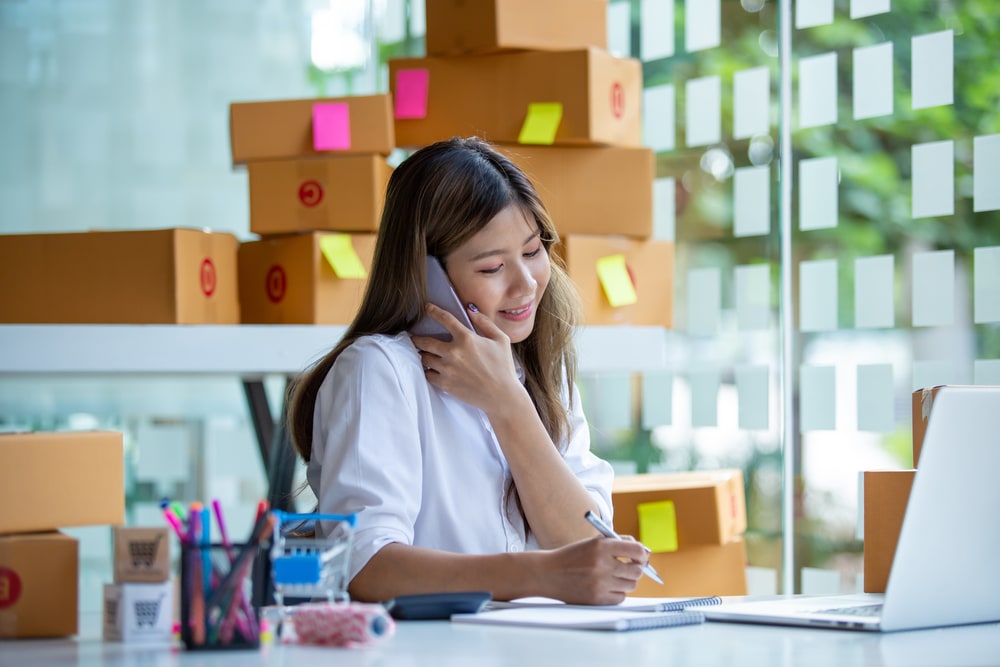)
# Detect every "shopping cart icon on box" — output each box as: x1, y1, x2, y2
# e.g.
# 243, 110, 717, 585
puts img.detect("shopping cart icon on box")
105, 598, 119, 628
134, 594, 165, 628
270, 511, 356, 606
127, 533, 164, 568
